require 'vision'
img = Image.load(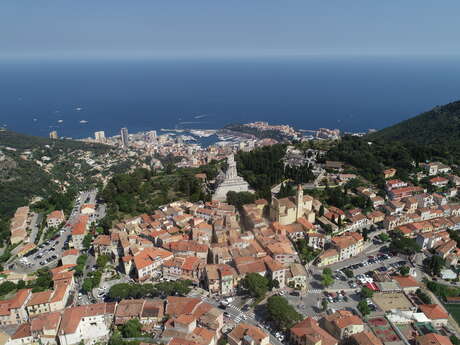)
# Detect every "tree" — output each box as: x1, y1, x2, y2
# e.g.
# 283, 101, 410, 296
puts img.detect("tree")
360, 287, 374, 298
322, 275, 334, 288
97, 255, 111, 268
242, 273, 269, 299
399, 266, 410, 276
451, 335, 460, 345
83, 233, 93, 250
0, 281, 16, 296
357, 300, 370, 316
344, 269, 354, 278
319, 205, 324, 217
378, 233, 390, 242
390, 233, 421, 255
322, 268, 334, 288
82, 278, 93, 293
424, 255, 445, 276
416, 289, 432, 304
321, 299, 328, 311
266, 296, 302, 330
121, 319, 142, 338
